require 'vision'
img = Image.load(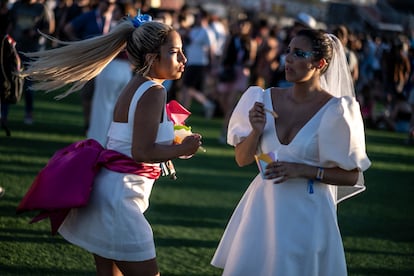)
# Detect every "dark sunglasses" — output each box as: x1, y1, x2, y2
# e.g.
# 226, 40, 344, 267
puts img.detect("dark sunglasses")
286, 48, 314, 59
